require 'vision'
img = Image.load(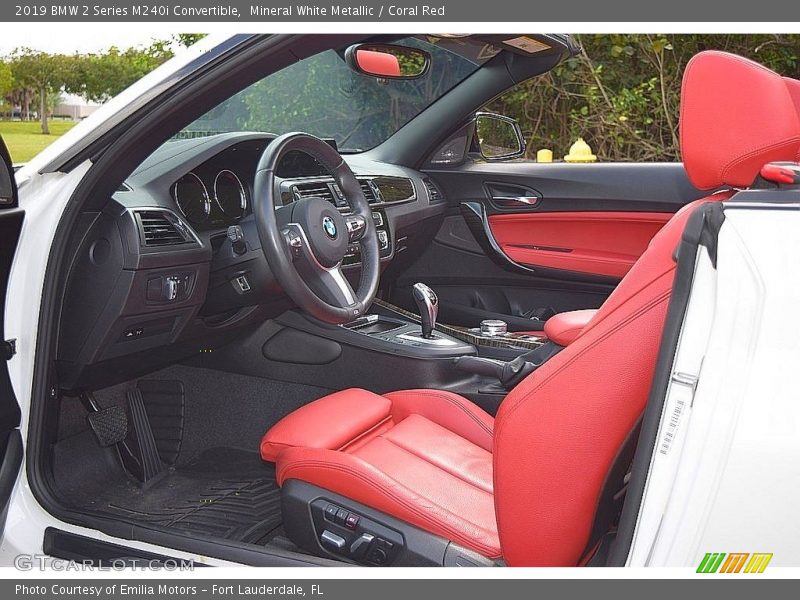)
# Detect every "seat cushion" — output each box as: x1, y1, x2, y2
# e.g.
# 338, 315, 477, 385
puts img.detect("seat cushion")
261, 388, 500, 558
